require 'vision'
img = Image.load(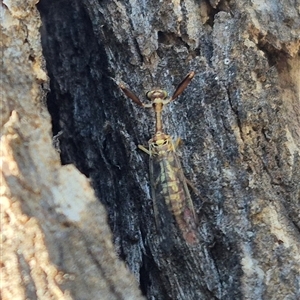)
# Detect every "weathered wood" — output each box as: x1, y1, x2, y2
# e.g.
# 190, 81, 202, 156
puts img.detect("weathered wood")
1, 1, 144, 299
2, 0, 300, 299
